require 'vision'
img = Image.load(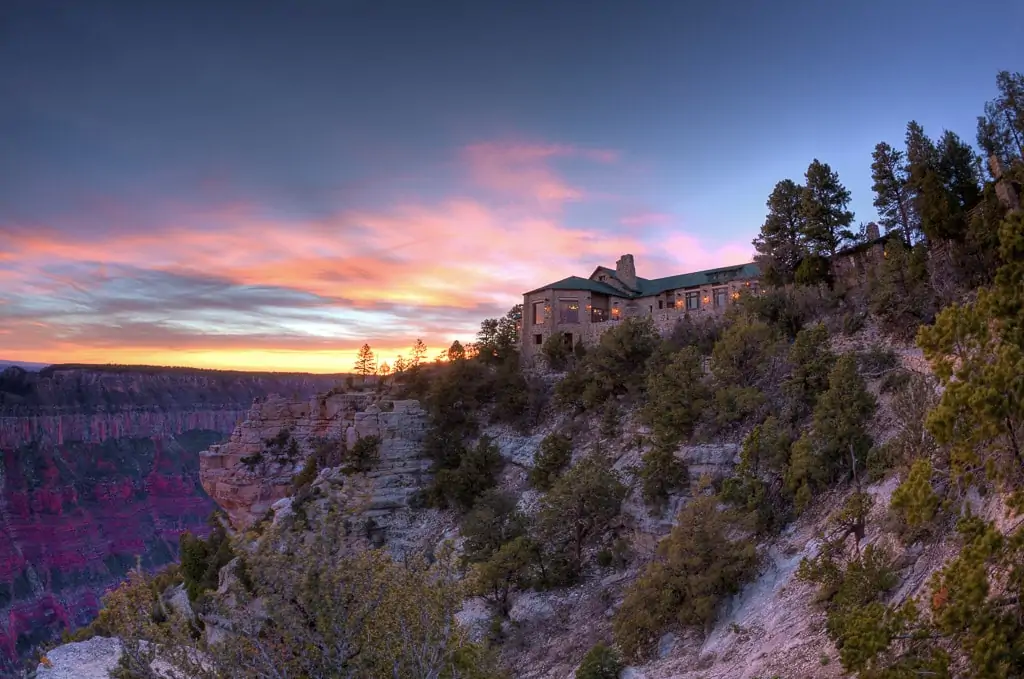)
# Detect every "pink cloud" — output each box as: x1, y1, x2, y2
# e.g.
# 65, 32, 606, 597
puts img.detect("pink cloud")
461, 142, 617, 205
0, 137, 758, 370
620, 212, 674, 227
